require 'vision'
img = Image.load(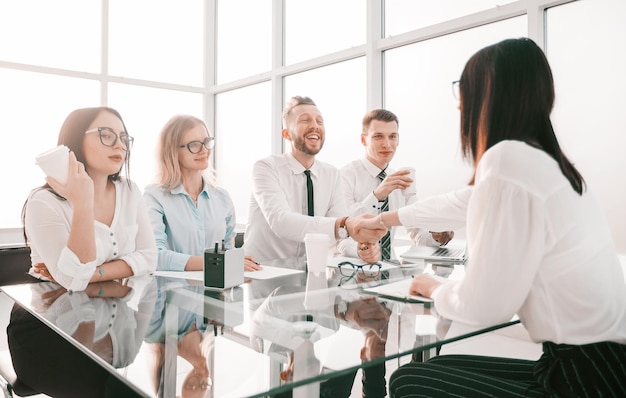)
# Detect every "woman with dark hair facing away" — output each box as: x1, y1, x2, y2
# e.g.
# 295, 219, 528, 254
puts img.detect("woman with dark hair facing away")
143, 114, 260, 271
358, 38, 626, 397
23, 107, 157, 291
